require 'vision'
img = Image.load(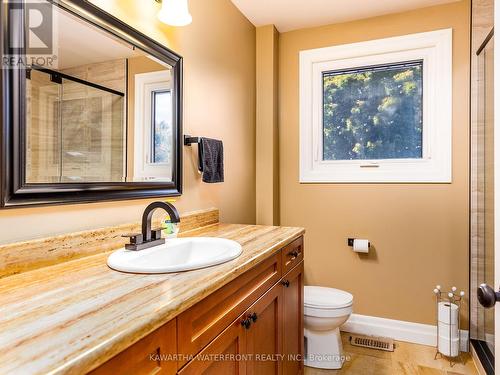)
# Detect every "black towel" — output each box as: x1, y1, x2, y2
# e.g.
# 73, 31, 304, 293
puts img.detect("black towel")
200, 137, 224, 183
